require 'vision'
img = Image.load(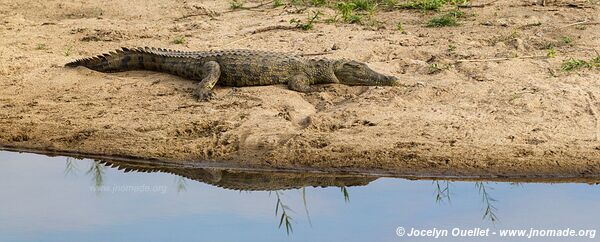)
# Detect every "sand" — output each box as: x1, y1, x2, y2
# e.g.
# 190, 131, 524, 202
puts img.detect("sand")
1, 0, 600, 178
